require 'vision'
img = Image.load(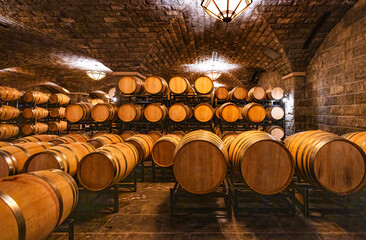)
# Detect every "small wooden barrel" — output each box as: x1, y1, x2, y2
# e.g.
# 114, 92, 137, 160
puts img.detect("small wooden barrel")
242, 103, 266, 123
91, 103, 118, 122
229, 87, 247, 100
21, 123, 48, 136
144, 103, 168, 122
265, 126, 285, 140
49, 93, 70, 105
125, 134, 154, 163
0, 86, 22, 102
285, 130, 366, 195
145, 76, 168, 95
48, 121, 67, 132
194, 103, 214, 122
214, 87, 229, 100
223, 135, 237, 150
50, 134, 90, 145
230, 131, 294, 195
147, 131, 163, 143
0, 124, 19, 140
22, 107, 49, 119
247, 86, 266, 101
169, 103, 192, 122
0, 142, 12, 147
49, 107, 66, 118
0, 142, 53, 178
0, 105, 20, 120
343, 132, 366, 153
169, 76, 191, 94
65, 102, 93, 122
88, 134, 123, 148
0, 169, 78, 240
25, 142, 95, 177
152, 134, 182, 167
217, 102, 241, 122
120, 131, 138, 141
12, 134, 58, 143
118, 76, 144, 95
77, 143, 138, 191
171, 131, 186, 138
266, 87, 284, 100
194, 76, 213, 94
173, 130, 228, 194
23, 91, 50, 104
118, 104, 144, 122
221, 131, 238, 141
266, 106, 284, 120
